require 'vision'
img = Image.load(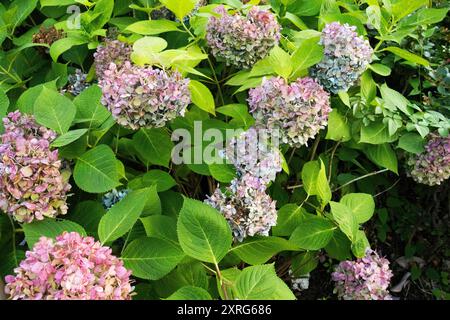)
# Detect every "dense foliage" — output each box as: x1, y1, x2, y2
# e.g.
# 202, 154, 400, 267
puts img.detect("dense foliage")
0, 0, 449, 300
